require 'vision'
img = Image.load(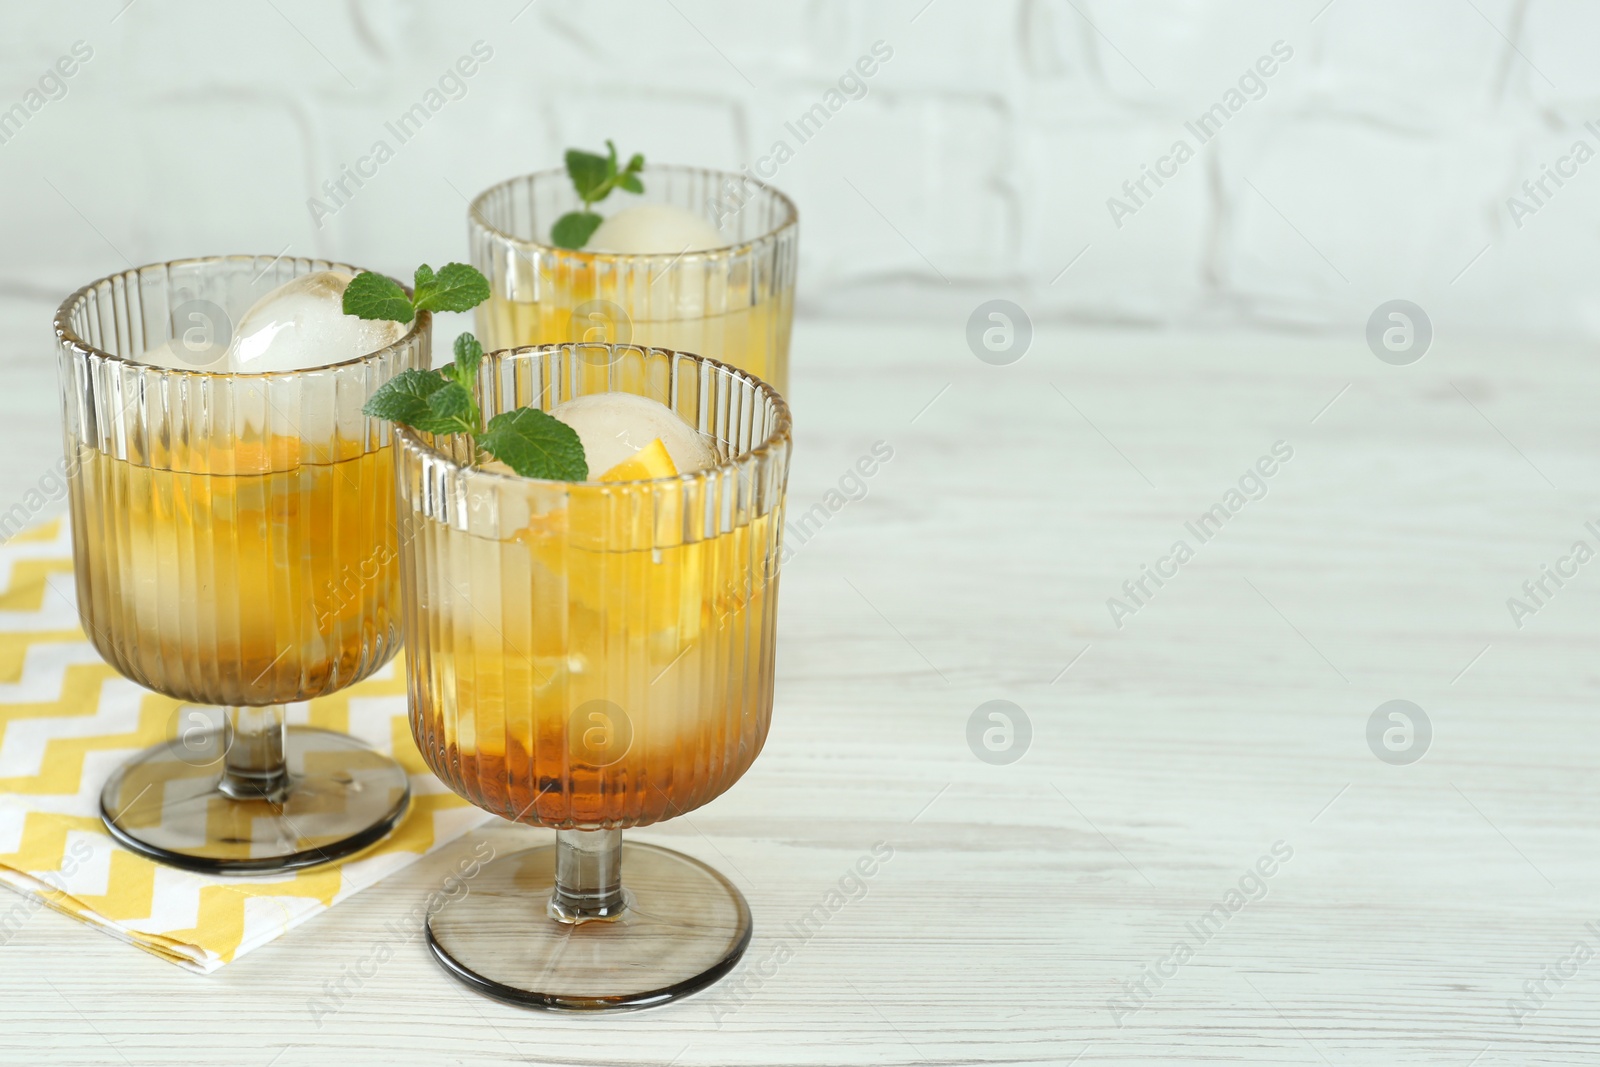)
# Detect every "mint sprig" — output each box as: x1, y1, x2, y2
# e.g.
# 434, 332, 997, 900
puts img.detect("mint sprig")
550, 140, 646, 250
361, 330, 588, 481
343, 262, 491, 323
349, 261, 586, 480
